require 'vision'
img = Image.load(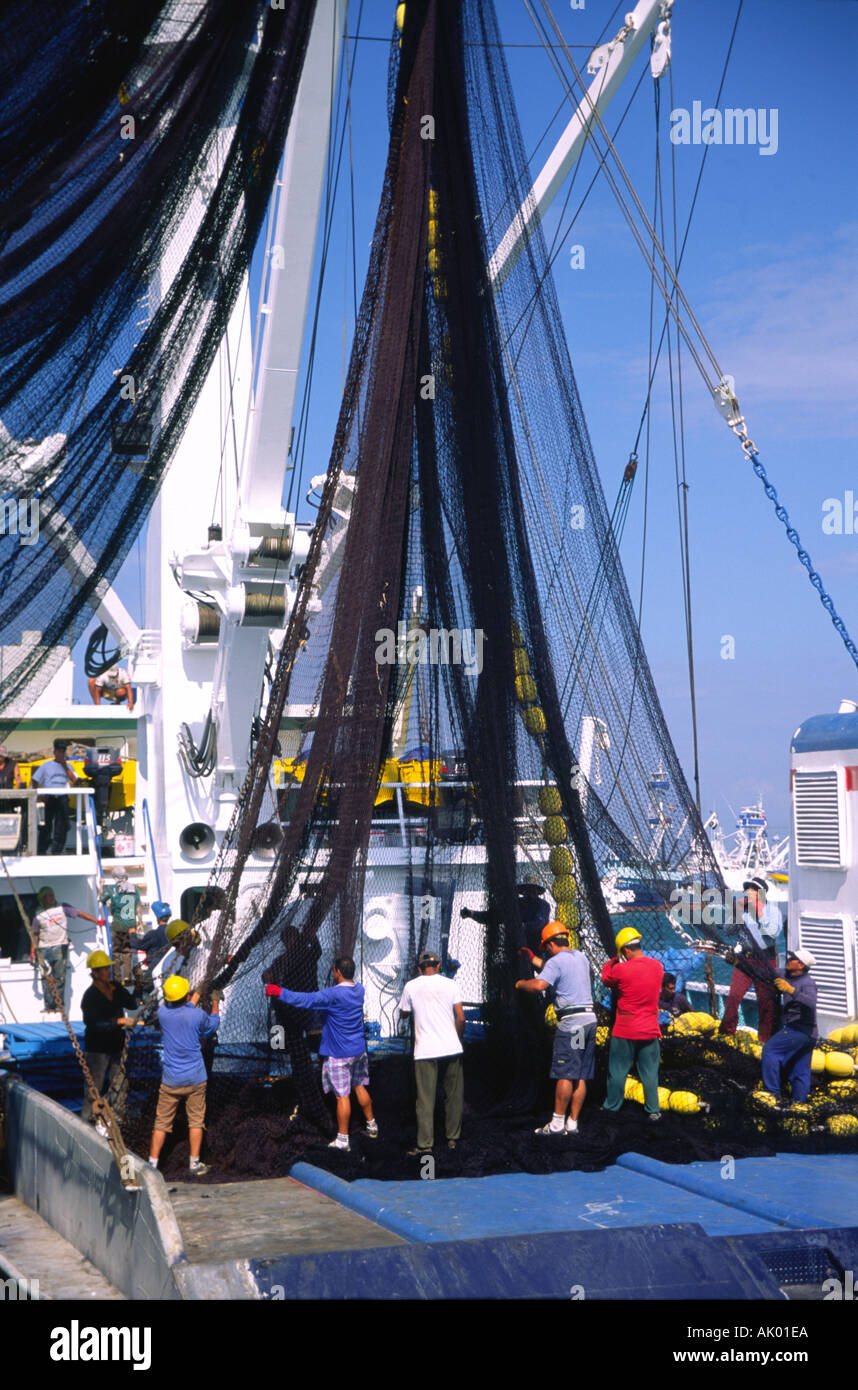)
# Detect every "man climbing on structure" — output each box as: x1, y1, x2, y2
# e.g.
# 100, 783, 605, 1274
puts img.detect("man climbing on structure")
602, 926, 664, 1121
30, 886, 104, 1014
265, 955, 376, 1152
149, 975, 221, 1176
515, 921, 596, 1134
100, 866, 143, 982
128, 900, 173, 997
